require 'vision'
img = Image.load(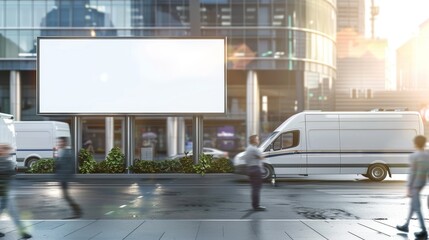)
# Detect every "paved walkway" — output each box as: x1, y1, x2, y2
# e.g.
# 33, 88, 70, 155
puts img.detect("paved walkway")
9, 174, 420, 239
0, 219, 426, 240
